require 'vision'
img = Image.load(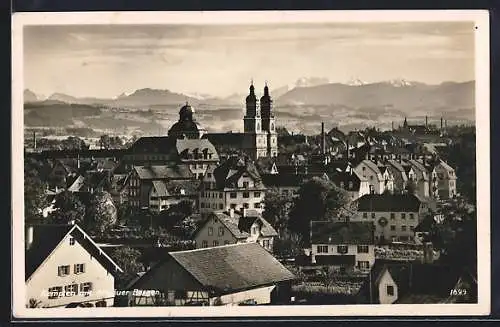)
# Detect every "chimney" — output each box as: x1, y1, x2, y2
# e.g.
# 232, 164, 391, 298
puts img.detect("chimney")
440, 117, 443, 130
391, 121, 394, 131
33, 131, 37, 150
25, 225, 34, 250
321, 122, 326, 155
425, 116, 428, 127
422, 242, 434, 264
